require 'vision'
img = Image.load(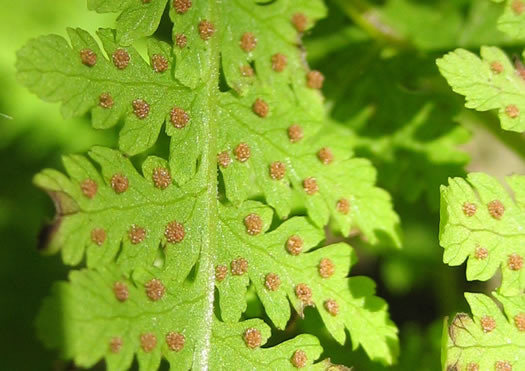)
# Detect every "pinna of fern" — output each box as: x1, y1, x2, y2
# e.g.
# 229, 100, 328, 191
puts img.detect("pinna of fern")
17, 0, 401, 369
